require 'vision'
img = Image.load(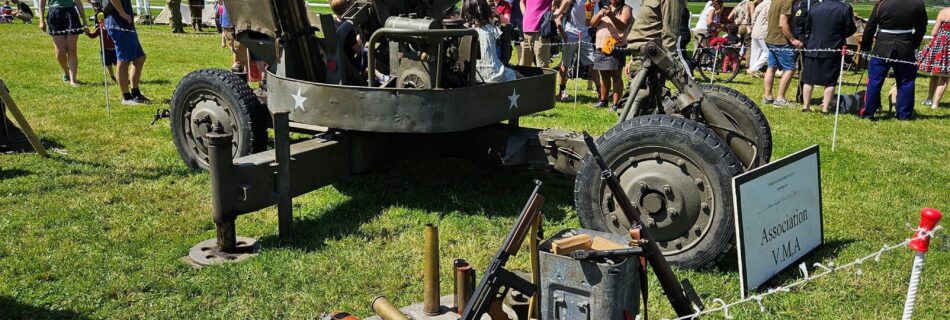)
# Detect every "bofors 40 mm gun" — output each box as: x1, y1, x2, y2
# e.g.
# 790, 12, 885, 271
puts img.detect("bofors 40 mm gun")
169, 0, 772, 271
